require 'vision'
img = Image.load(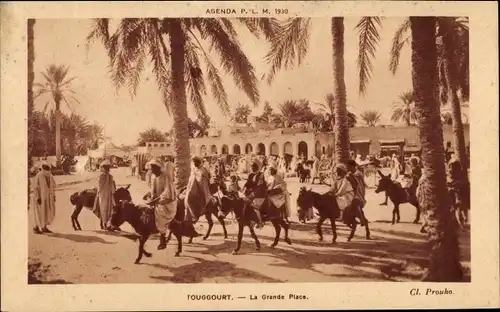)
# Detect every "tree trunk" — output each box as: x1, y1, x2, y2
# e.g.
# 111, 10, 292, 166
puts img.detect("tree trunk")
169, 19, 191, 191
440, 17, 469, 172
410, 17, 463, 282
27, 19, 35, 168
55, 102, 62, 167
331, 17, 349, 164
